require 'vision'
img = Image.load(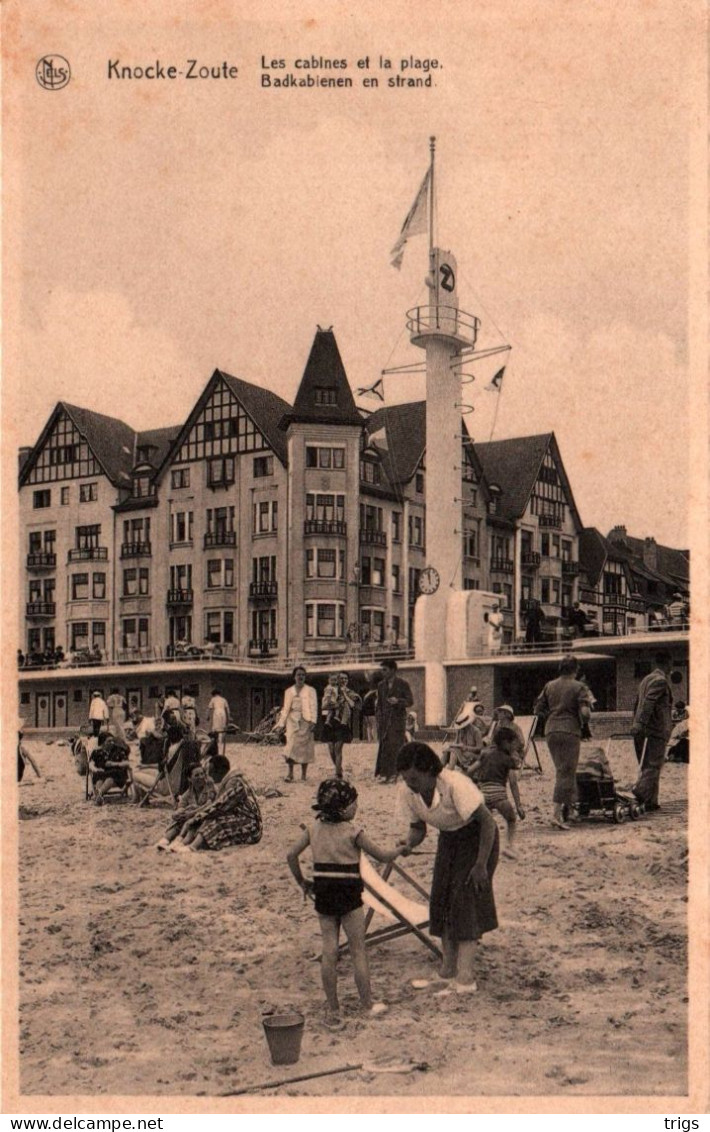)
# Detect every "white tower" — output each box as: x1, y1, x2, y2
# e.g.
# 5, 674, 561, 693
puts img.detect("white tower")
408, 140, 481, 723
